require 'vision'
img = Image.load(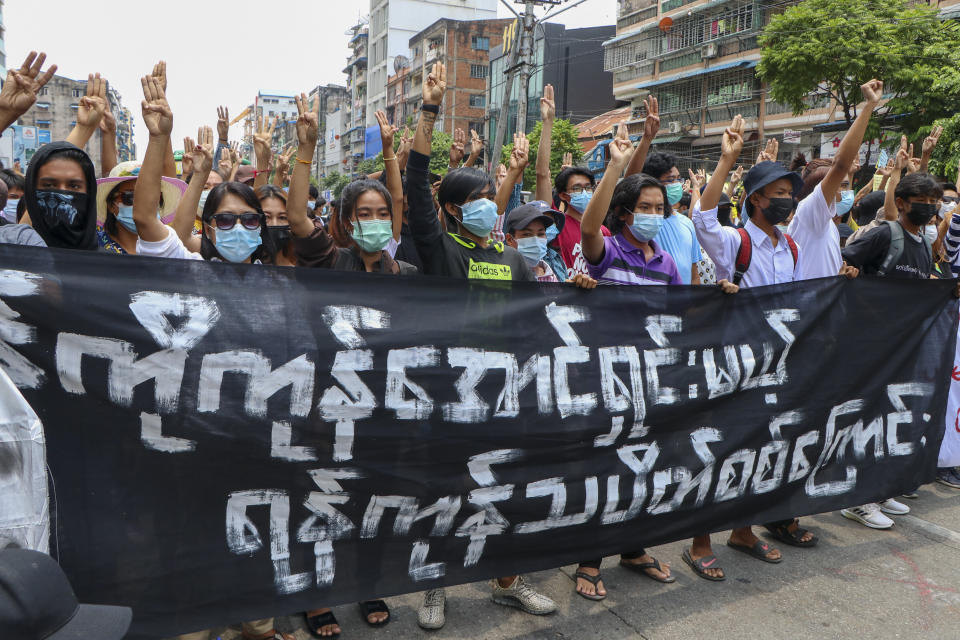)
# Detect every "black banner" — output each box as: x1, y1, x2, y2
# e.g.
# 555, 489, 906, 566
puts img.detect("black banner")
0, 245, 955, 638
